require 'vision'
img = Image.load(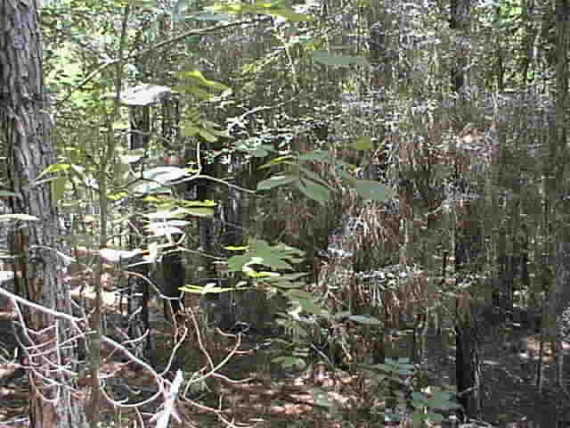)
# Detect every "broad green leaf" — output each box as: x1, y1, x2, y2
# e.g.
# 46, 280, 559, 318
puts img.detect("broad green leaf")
354, 180, 392, 202
0, 213, 39, 222
269, 280, 304, 289
250, 240, 296, 269
40, 163, 71, 178
294, 296, 328, 316
145, 208, 187, 220
227, 239, 304, 272
186, 207, 215, 217
120, 148, 146, 164
272, 356, 306, 370
287, 289, 313, 300
352, 136, 374, 151
181, 70, 228, 91
0, 190, 16, 197
180, 284, 234, 294
257, 175, 297, 191
265, 7, 313, 22
349, 315, 382, 325
224, 245, 248, 251
248, 144, 275, 157
143, 166, 189, 184
296, 179, 330, 204
297, 150, 331, 162
107, 191, 128, 201
245, 270, 280, 278
197, 127, 219, 142
275, 242, 305, 257
312, 51, 368, 67
99, 248, 142, 263
334, 311, 352, 320
278, 272, 309, 281
51, 176, 67, 203
147, 223, 184, 237
227, 254, 252, 272
297, 166, 331, 188
310, 388, 333, 408
181, 200, 217, 207
258, 155, 295, 169
213, 3, 313, 22
190, 11, 232, 21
